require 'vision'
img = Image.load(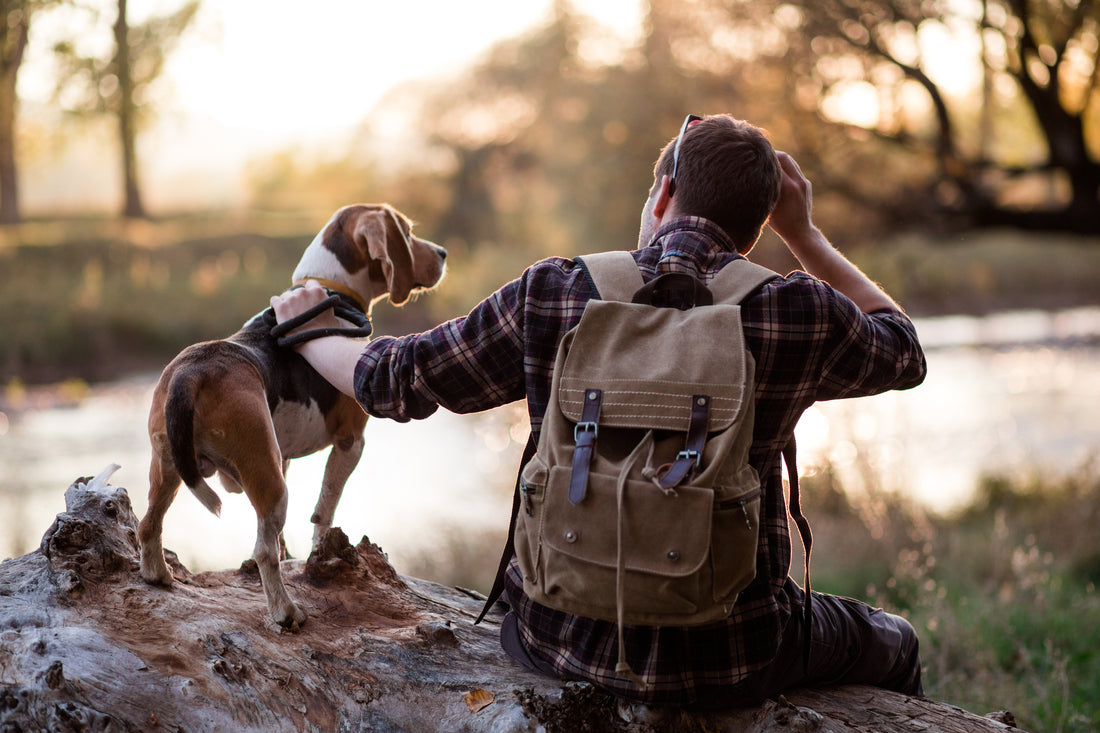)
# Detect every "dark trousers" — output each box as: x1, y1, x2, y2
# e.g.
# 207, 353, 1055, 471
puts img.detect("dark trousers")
500, 584, 923, 707
732, 586, 924, 703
